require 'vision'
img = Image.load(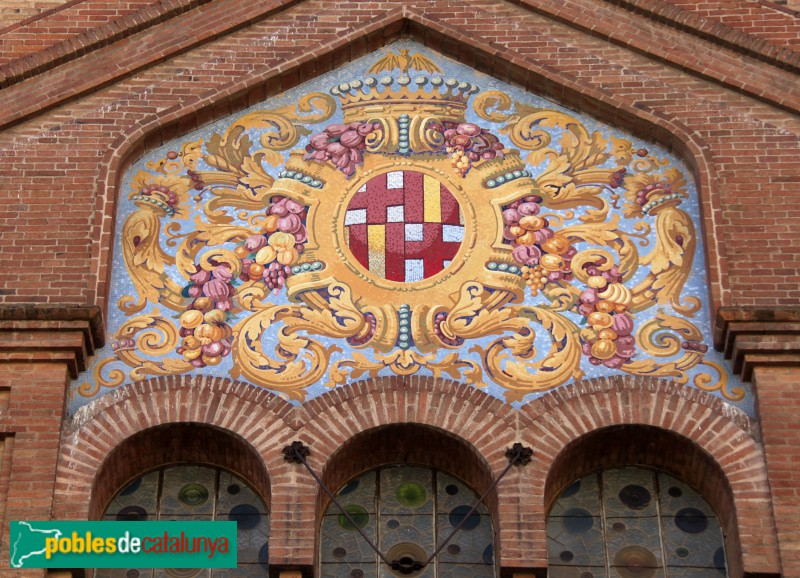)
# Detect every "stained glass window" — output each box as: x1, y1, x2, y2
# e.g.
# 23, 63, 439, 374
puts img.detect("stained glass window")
97, 465, 269, 577
548, 467, 727, 578
320, 465, 495, 578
